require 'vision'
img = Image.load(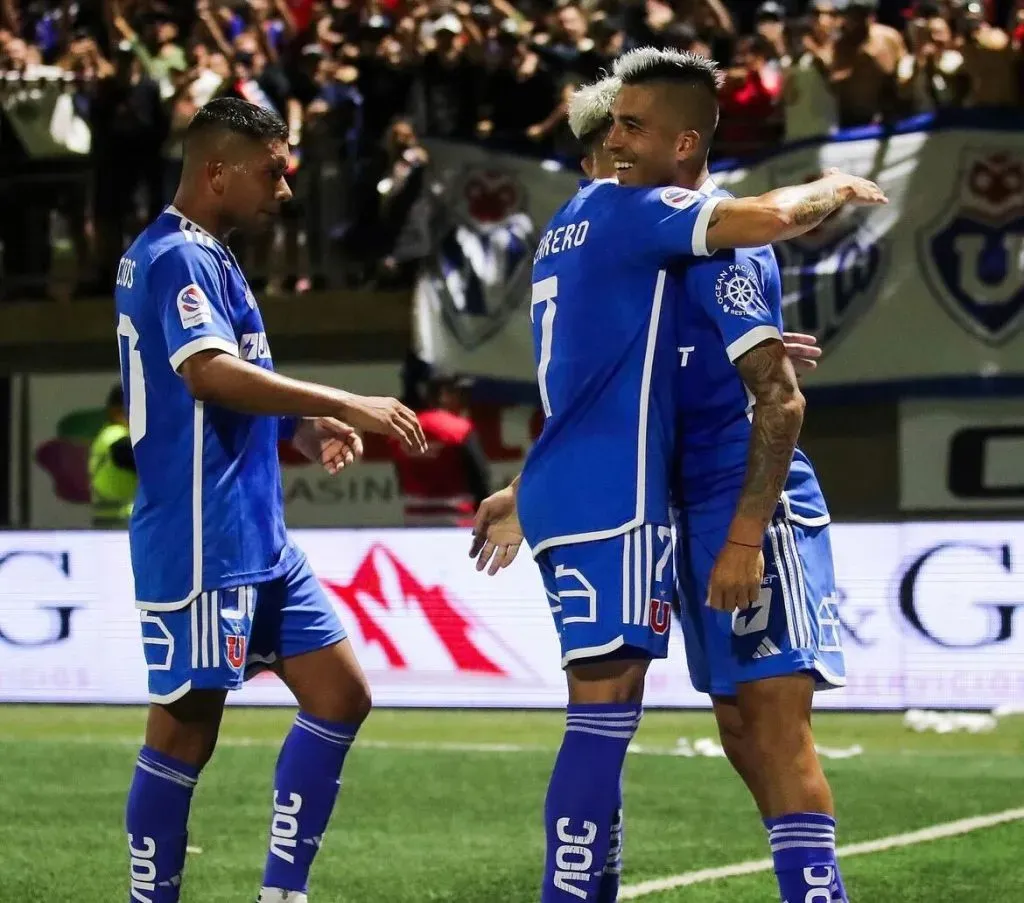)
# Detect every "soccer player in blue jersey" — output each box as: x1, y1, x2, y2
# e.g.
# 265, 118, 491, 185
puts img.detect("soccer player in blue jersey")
114, 98, 426, 903
607, 48, 865, 903
472, 52, 884, 902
